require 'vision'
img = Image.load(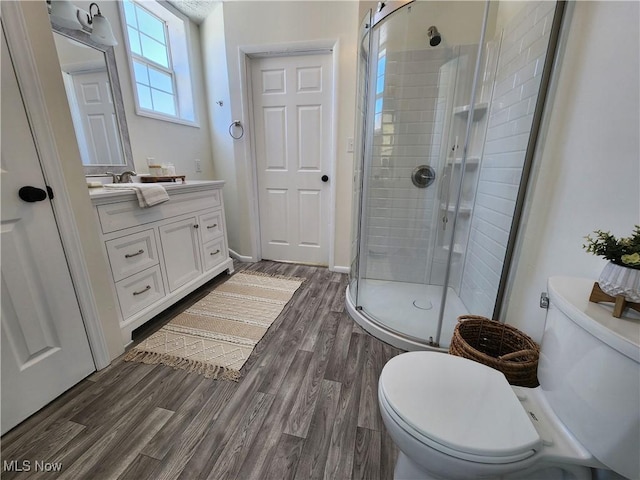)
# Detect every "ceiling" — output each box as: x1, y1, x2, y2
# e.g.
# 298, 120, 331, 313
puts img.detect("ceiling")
168, 0, 219, 24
